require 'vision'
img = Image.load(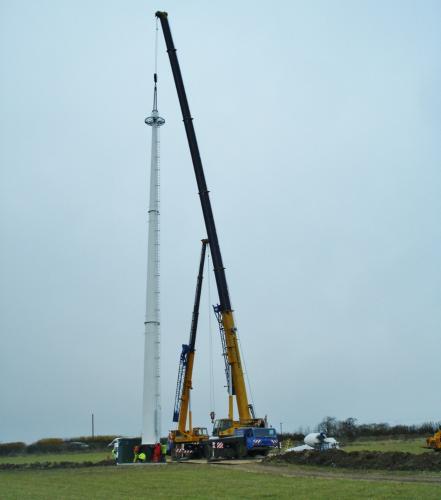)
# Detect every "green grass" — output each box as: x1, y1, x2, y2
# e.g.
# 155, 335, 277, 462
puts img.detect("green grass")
1, 464, 441, 499
0, 450, 110, 465
344, 437, 430, 454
